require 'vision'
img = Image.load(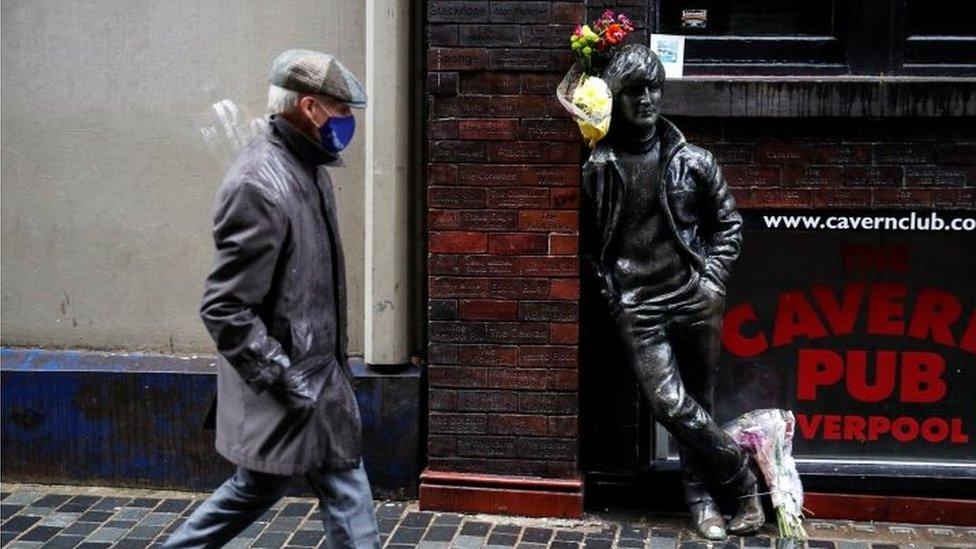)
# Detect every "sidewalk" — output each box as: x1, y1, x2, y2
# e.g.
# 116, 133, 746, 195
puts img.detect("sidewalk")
1, 483, 973, 548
